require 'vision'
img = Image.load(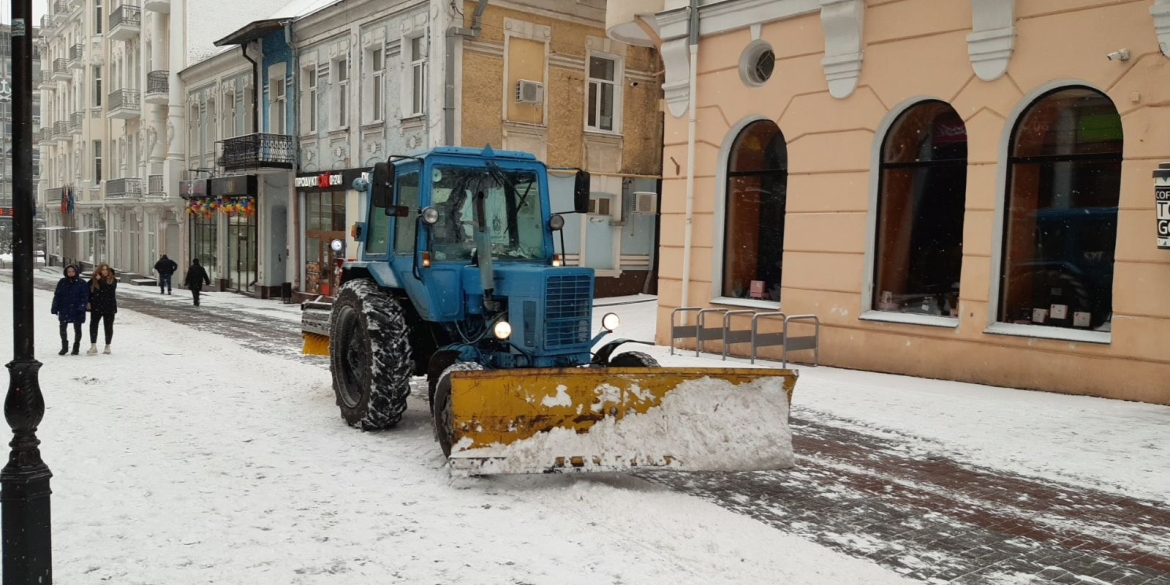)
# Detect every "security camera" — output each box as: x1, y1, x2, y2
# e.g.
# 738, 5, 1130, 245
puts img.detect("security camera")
1106, 49, 1131, 62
